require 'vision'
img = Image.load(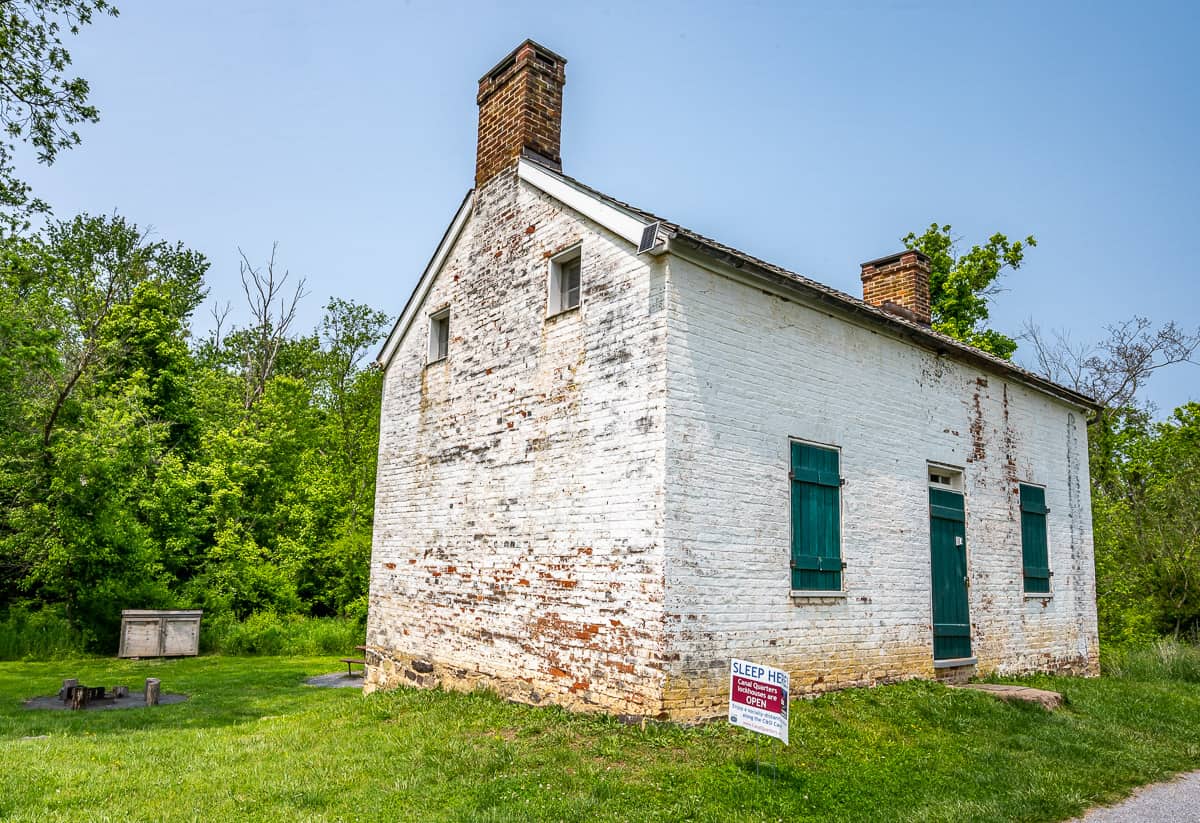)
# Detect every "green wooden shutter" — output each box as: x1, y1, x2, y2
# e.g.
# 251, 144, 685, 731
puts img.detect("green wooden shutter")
1019, 484, 1051, 593
790, 442, 842, 591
